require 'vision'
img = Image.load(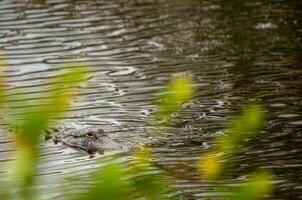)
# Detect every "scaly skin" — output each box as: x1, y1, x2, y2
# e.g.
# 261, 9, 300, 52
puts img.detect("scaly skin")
47, 128, 106, 155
